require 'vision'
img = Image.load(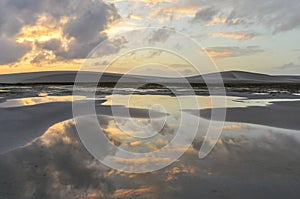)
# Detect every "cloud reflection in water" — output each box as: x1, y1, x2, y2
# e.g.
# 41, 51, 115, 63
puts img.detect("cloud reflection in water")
1, 117, 300, 198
